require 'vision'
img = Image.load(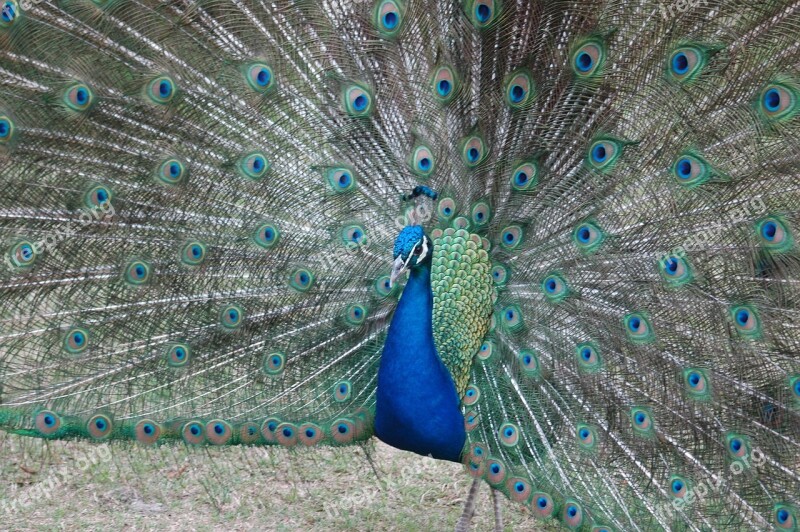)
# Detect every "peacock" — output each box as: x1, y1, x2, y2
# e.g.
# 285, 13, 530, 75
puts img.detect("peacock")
1, 0, 799, 529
